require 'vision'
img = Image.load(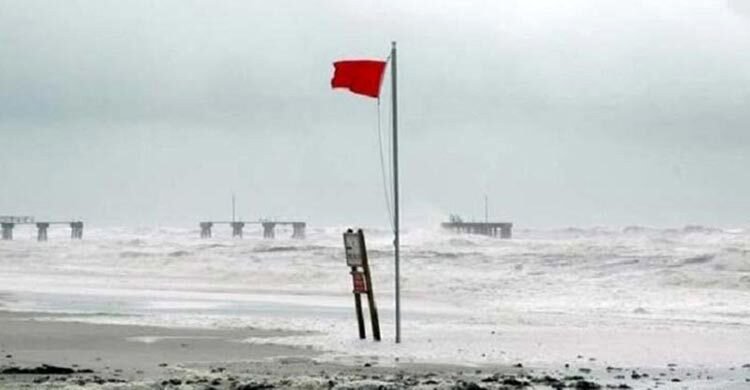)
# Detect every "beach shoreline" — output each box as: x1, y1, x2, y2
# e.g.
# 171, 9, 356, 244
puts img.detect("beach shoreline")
1, 310, 749, 389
